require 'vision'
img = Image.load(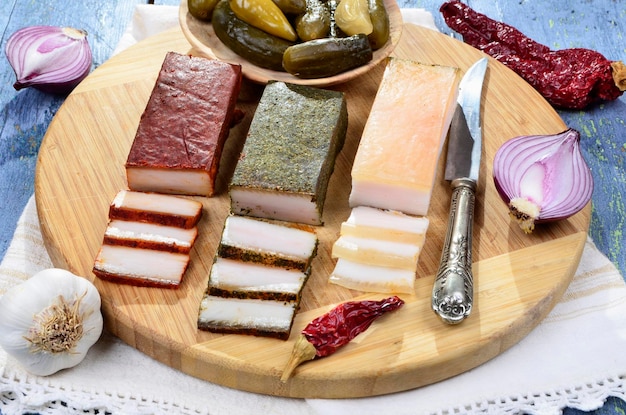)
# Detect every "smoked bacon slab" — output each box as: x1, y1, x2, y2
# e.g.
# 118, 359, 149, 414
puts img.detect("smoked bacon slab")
125, 52, 242, 197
